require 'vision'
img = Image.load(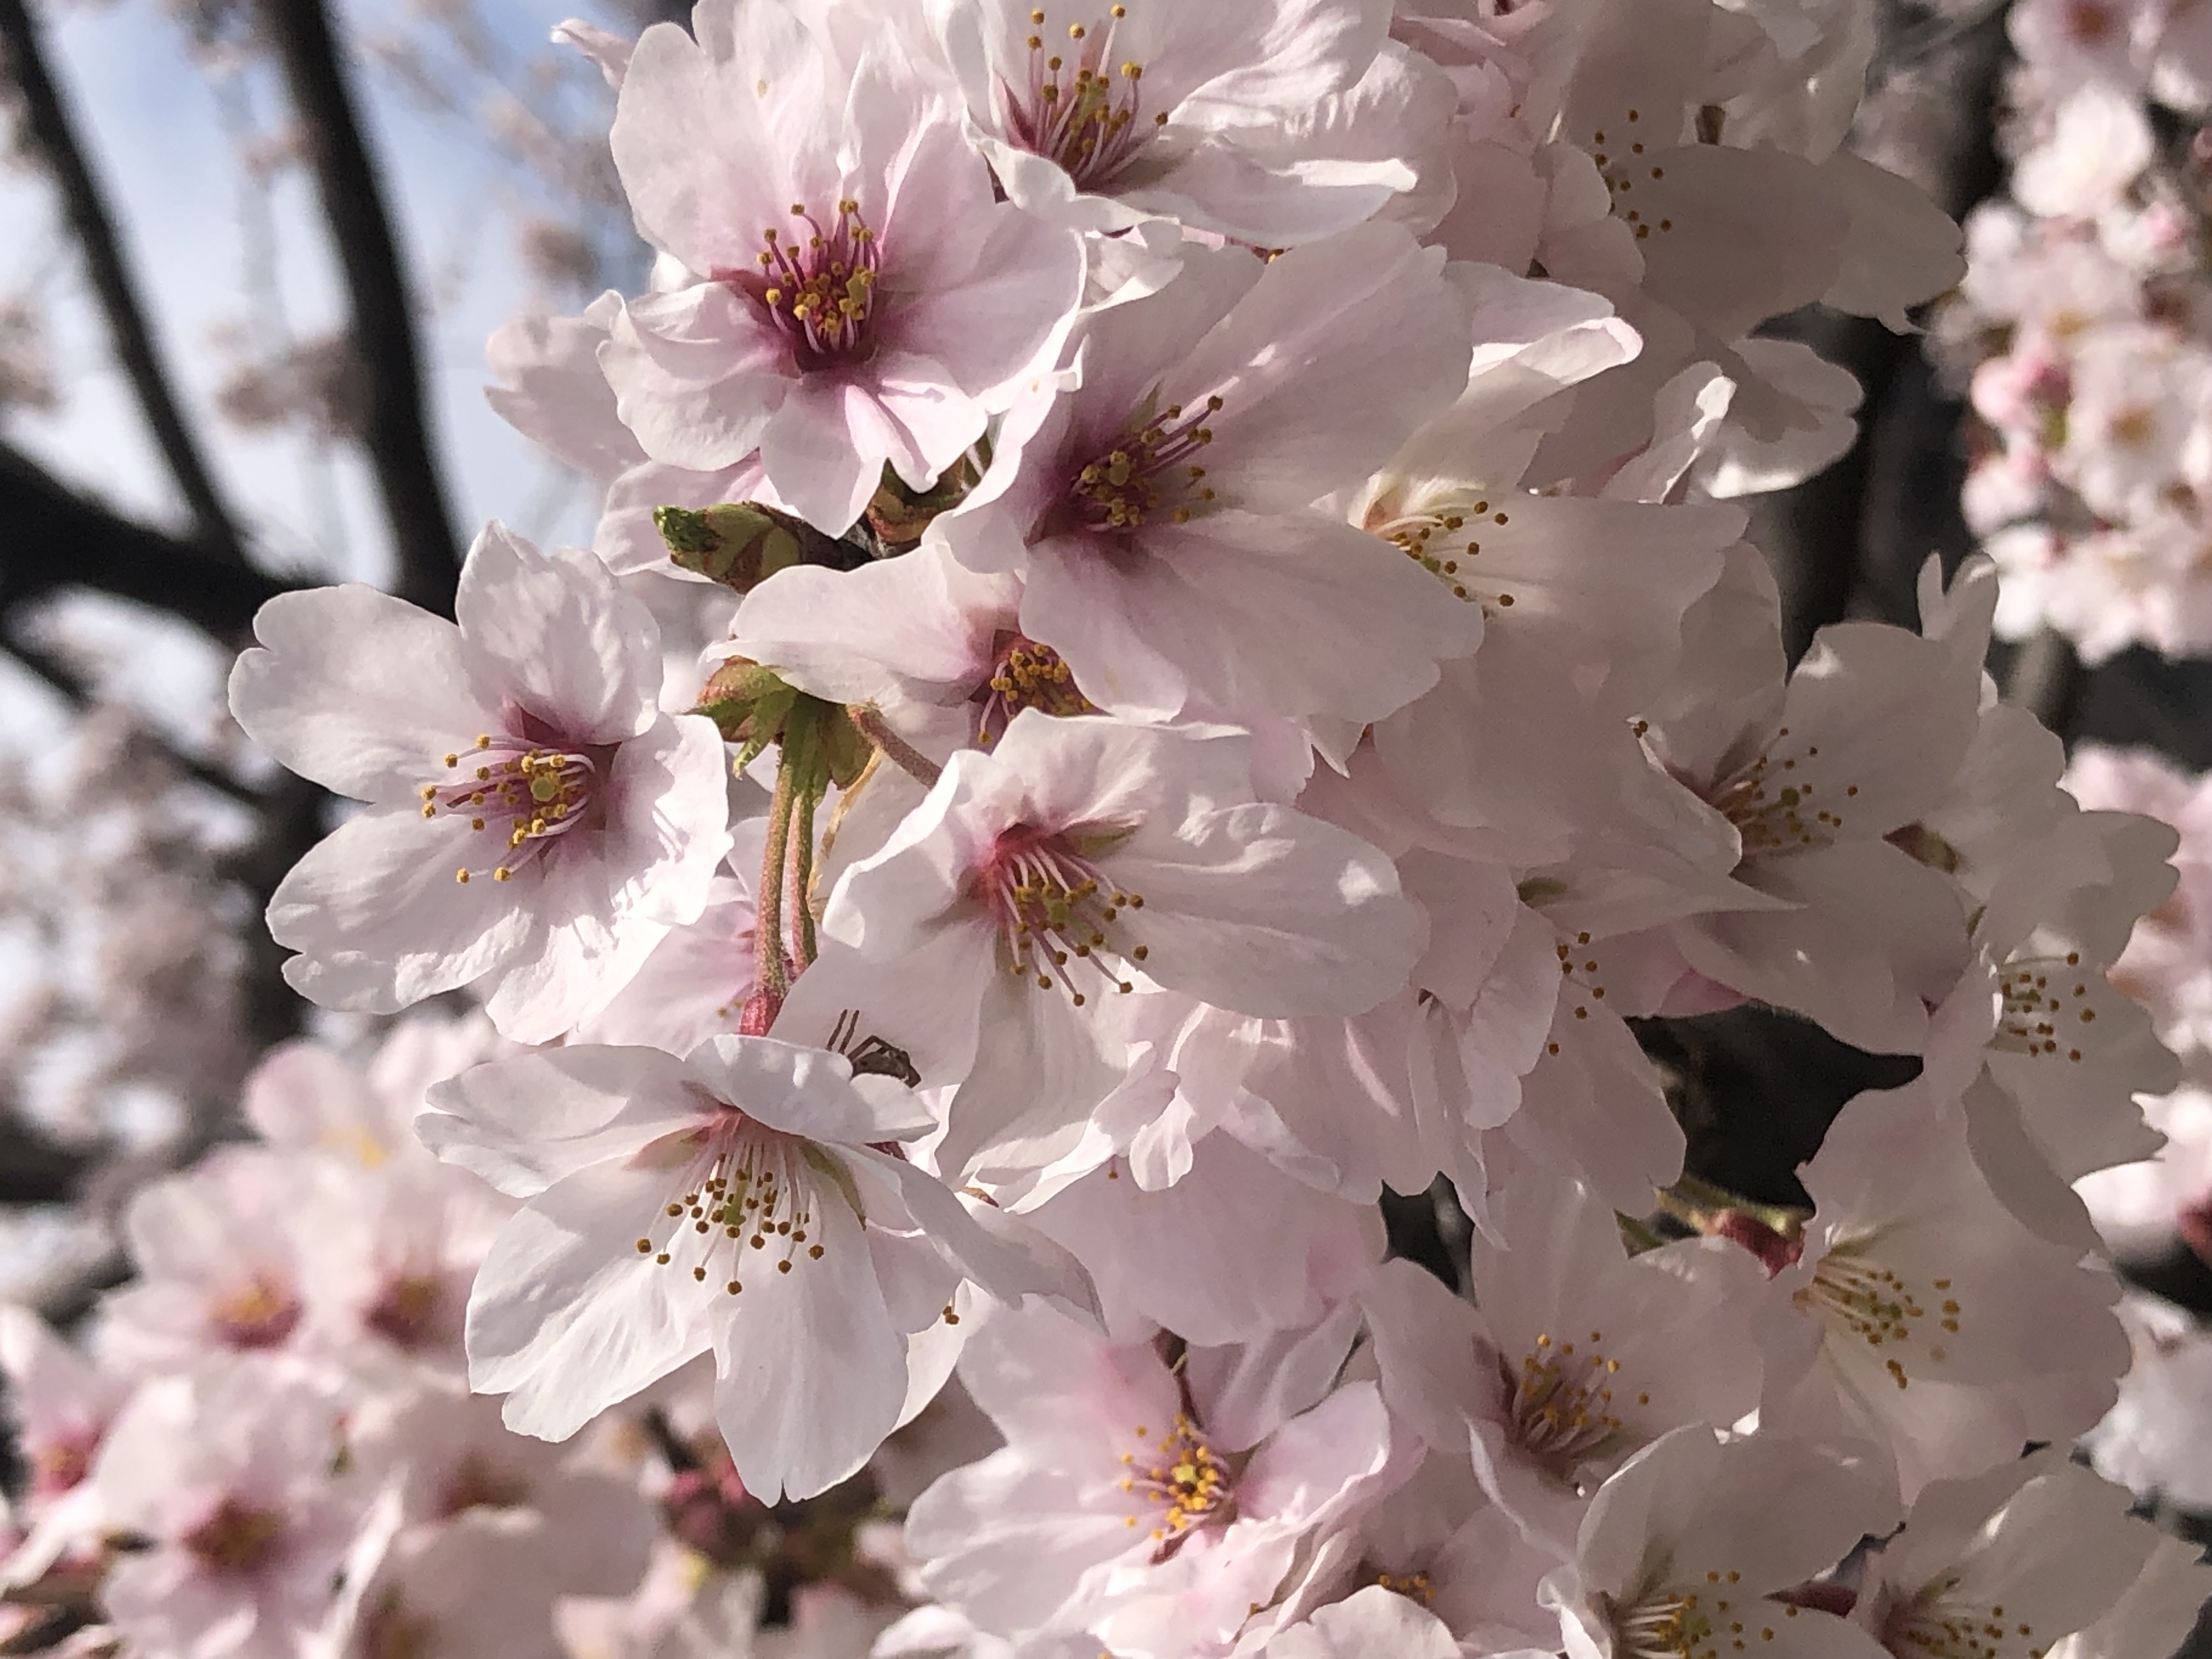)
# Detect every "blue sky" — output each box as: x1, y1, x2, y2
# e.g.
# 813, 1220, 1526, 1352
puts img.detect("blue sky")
0, 0, 634, 759
9, 0, 617, 586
